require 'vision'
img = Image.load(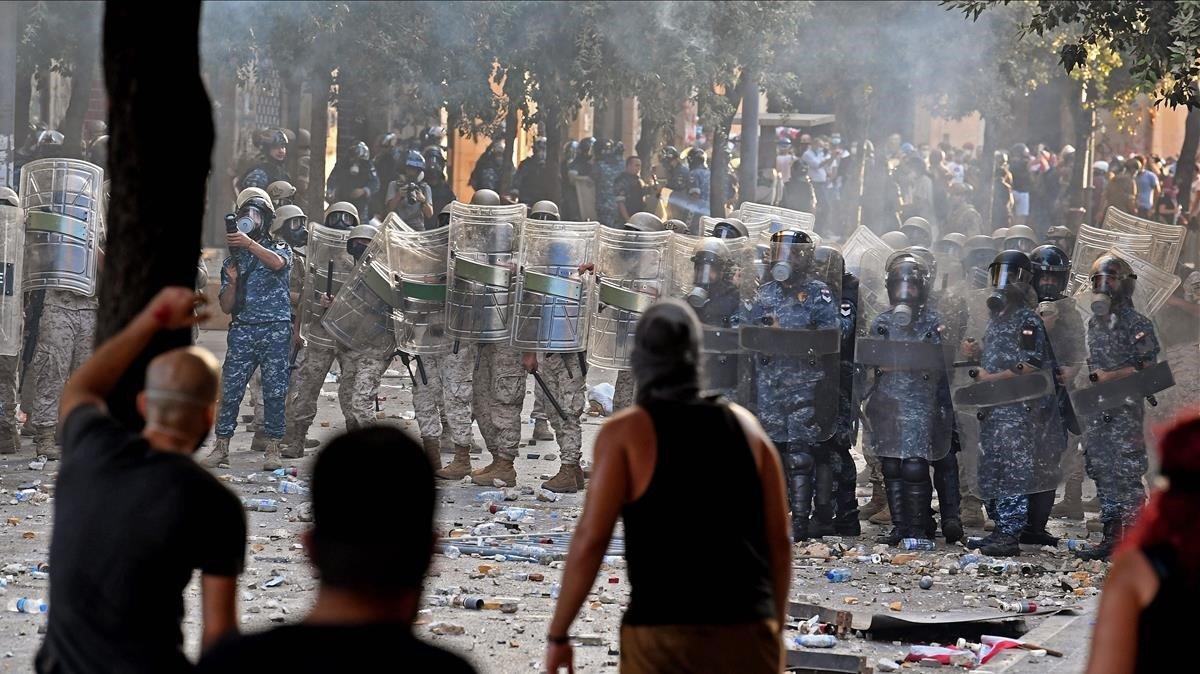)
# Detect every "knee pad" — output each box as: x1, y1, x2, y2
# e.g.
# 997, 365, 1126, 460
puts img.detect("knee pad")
786, 451, 815, 476
881, 457, 903, 480
901, 457, 930, 483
